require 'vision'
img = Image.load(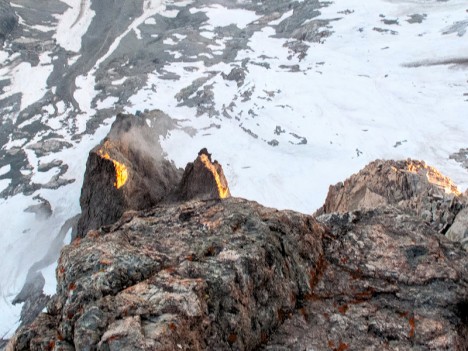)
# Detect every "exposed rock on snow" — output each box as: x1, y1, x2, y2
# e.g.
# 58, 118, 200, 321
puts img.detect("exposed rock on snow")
317, 159, 467, 237
76, 111, 184, 238
8, 156, 468, 350
76, 112, 231, 238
